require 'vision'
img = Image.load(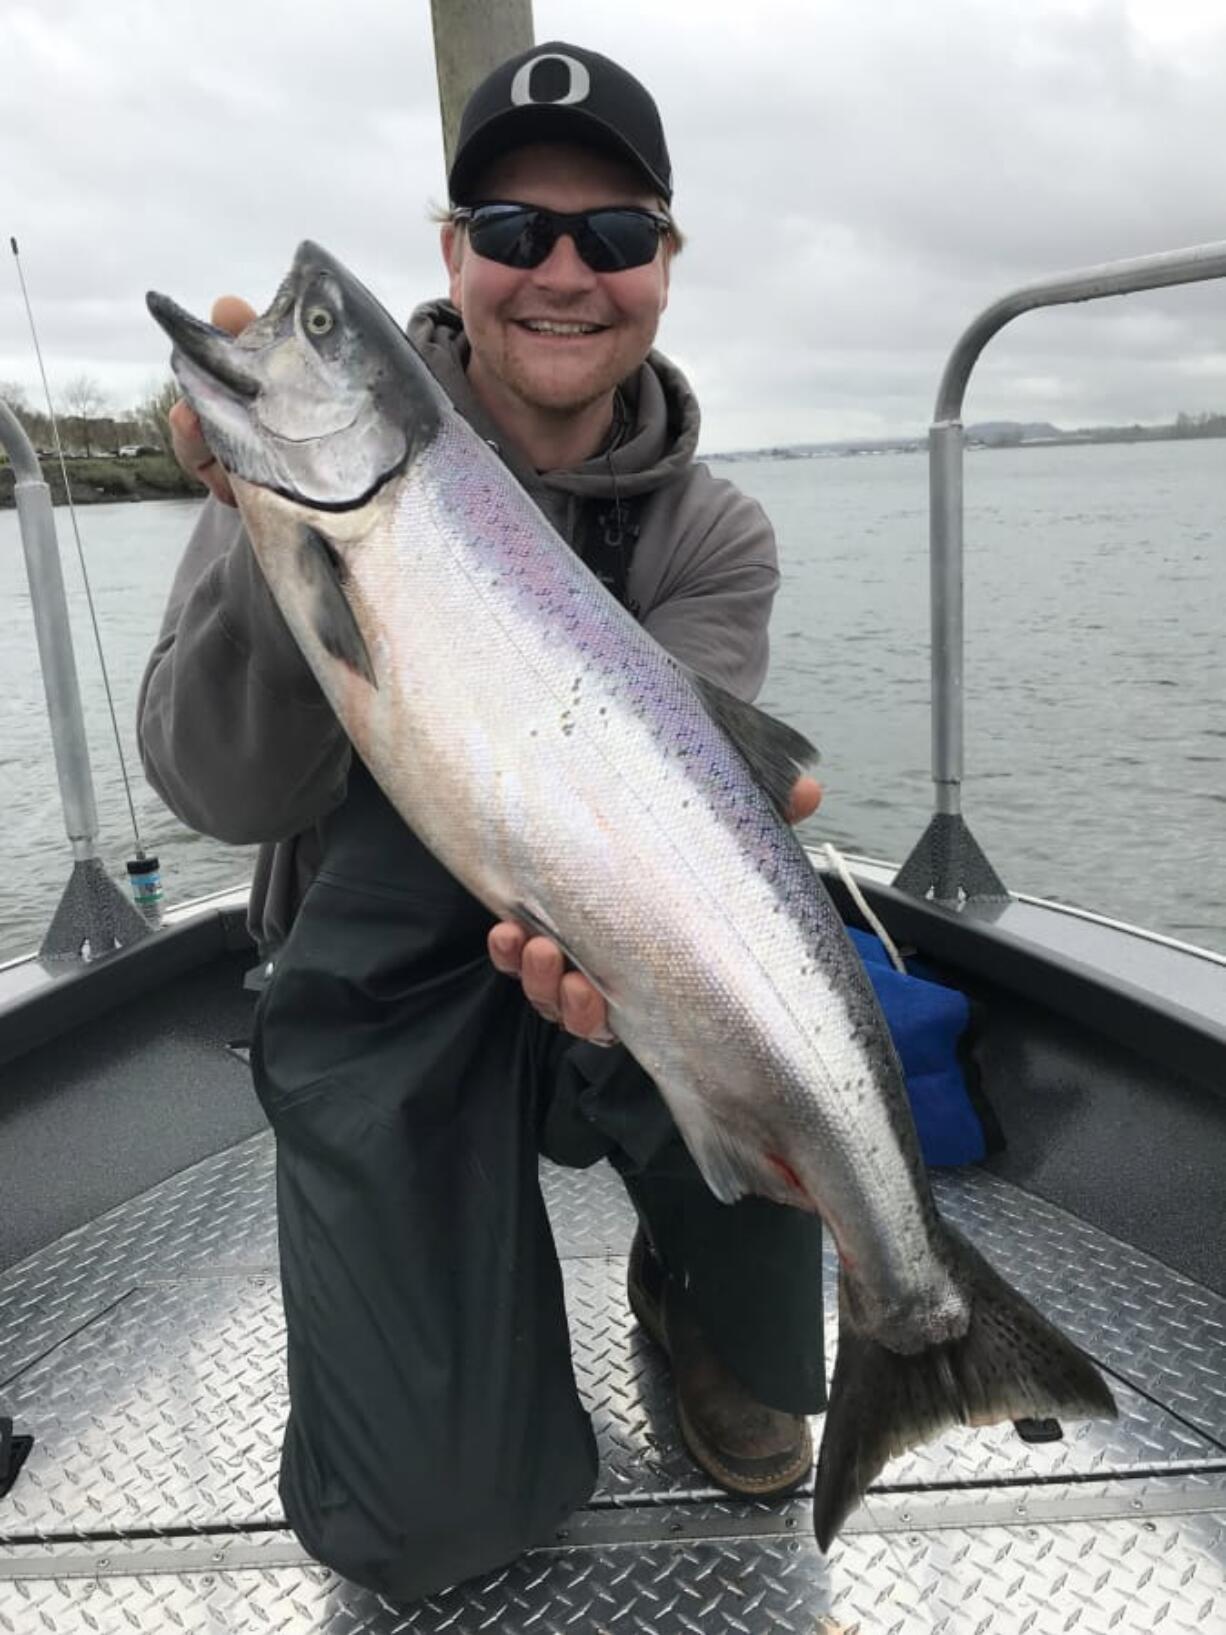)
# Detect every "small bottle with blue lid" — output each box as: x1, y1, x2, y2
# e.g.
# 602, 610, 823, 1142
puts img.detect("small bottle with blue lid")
126, 854, 163, 923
